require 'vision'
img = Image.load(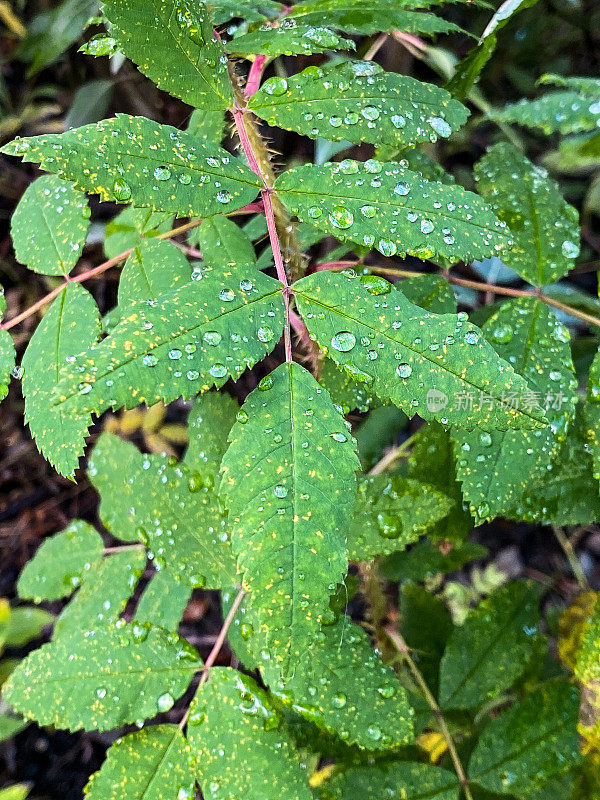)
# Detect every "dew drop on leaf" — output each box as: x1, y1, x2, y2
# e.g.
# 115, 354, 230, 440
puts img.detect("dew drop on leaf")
331, 331, 356, 352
